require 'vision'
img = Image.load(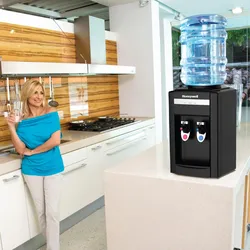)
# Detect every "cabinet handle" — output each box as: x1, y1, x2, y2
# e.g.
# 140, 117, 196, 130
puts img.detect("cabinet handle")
63, 163, 87, 175
149, 126, 155, 129
106, 137, 146, 156
91, 145, 102, 151
2, 175, 20, 183
106, 132, 145, 146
